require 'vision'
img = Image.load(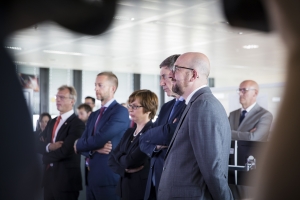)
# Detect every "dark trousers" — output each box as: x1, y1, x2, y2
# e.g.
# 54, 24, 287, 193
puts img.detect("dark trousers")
148, 182, 157, 200
44, 168, 79, 200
